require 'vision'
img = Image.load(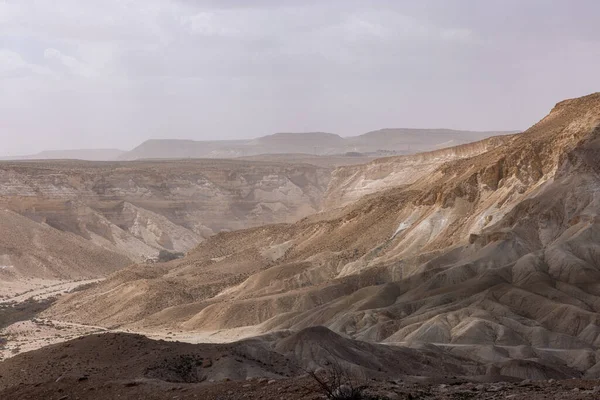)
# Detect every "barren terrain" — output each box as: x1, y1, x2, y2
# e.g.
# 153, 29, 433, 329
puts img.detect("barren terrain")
0, 94, 599, 398
41, 93, 600, 382
2, 331, 600, 399
0, 159, 331, 297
